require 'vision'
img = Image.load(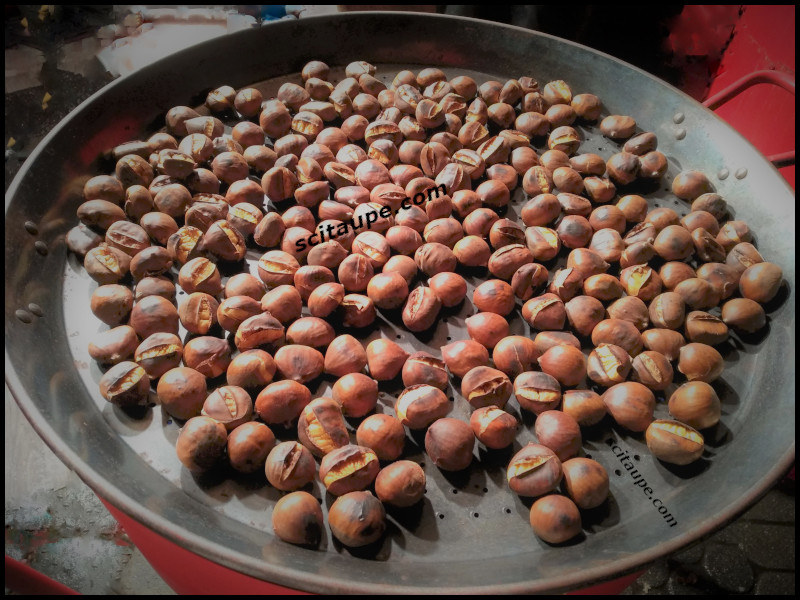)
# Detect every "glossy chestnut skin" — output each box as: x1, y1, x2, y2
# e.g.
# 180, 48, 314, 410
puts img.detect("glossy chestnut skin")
739, 262, 783, 304
513, 371, 561, 415
395, 384, 451, 429
601, 382, 655, 432
668, 381, 721, 430
429, 272, 468, 307
201, 385, 252, 431
441, 340, 490, 378
176, 416, 228, 473
721, 298, 767, 333
98, 361, 151, 408
402, 286, 442, 332
356, 414, 406, 461
331, 373, 378, 418
677, 343, 724, 383
460, 366, 513, 409
90, 284, 134, 325
255, 380, 312, 425
538, 344, 586, 387
157, 367, 206, 420
365, 338, 409, 381
272, 491, 324, 546
685, 311, 729, 346
134, 332, 183, 379
473, 279, 516, 316
328, 491, 386, 547
630, 350, 674, 391
562, 390, 606, 427
88, 325, 139, 365
565, 295, 605, 337
224, 349, 275, 390
402, 352, 449, 389
640, 329, 685, 362
561, 458, 609, 509
646, 419, 705, 465
425, 418, 475, 471
529, 495, 582, 544
587, 344, 632, 387
319, 444, 380, 496
183, 336, 232, 378
227, 422, 275, 473
506, 443, 562, 497
470, 406, 518, 449
649, 292, 686, 330
492, 336, 539, 379
522, 293, 566, 330
464, 312, 508, 350
591, 318, 643, 357
375, 461, 426, 507
265, 441, 317, 491
535, 410, 582, 461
